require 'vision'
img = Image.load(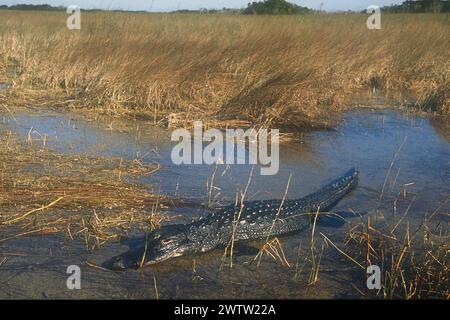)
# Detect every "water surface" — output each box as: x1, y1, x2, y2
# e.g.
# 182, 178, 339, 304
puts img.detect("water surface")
0, 108, 448, 298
